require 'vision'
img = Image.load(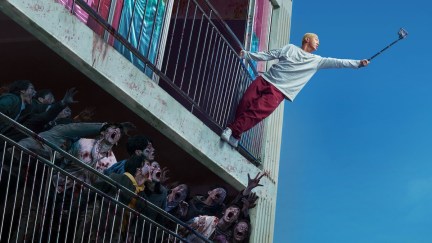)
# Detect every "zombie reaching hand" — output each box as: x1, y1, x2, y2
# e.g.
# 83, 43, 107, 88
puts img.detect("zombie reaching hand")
177, 201, 189, 217
241, 192, 258, 217
160, 167, 170, 185
119, 122, 136, 136
214, 234, 229, 243
61, 87, 78, 105
136, 160, 151, 186
243, 172, 266, 196
73, 107, 95, 122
